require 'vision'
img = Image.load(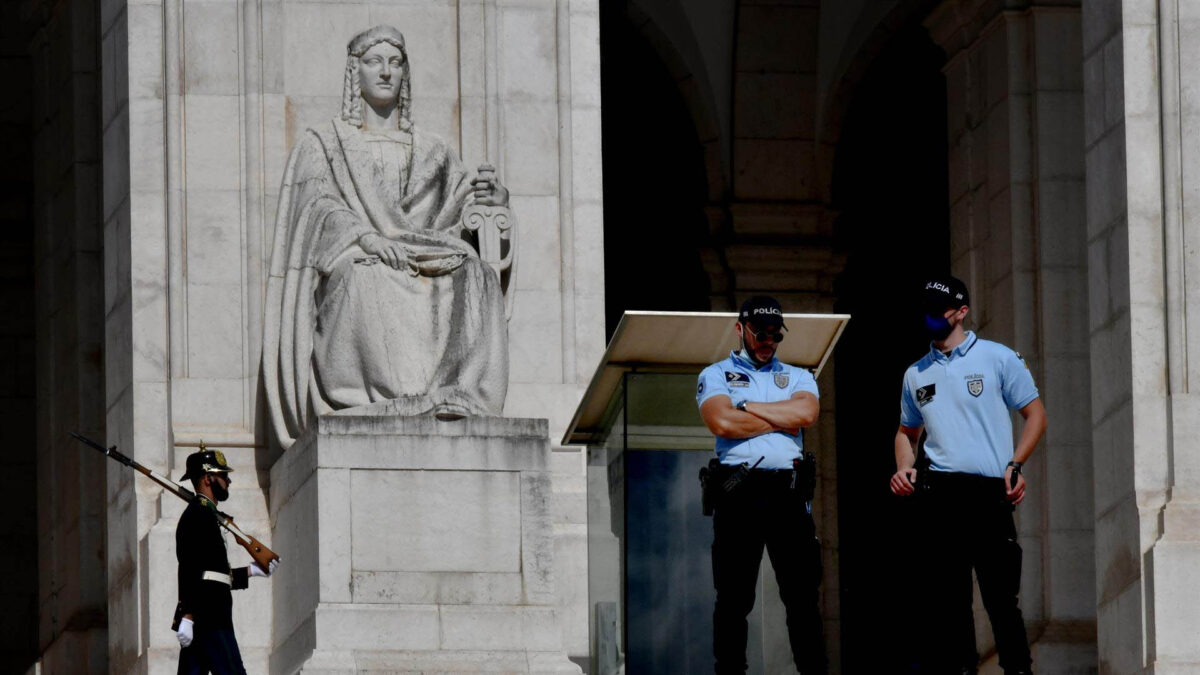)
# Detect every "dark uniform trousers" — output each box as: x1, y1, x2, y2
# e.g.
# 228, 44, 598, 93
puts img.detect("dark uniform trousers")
177, 626, 247, 675
917, 471, 1032, 674
712, 469, 826, 674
